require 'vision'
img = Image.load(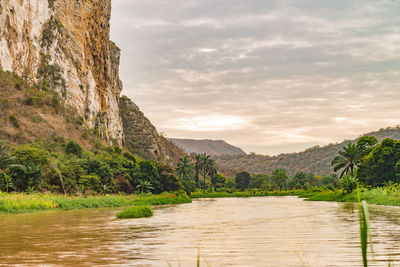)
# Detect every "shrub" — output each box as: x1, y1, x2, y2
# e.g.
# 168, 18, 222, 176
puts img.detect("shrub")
116, 205, 153, 219
78, 175, 102, 192
9, 115, 20, 128
65, 140, 83, 157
